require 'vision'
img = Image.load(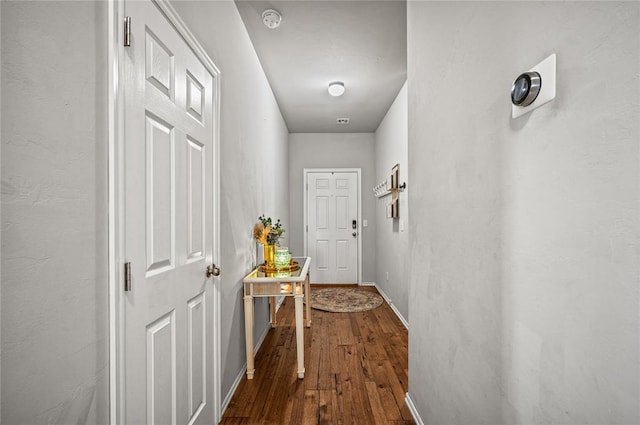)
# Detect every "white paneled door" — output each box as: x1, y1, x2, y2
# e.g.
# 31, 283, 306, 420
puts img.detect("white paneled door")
306, 171, 359, 283
123, 1, 217, 424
